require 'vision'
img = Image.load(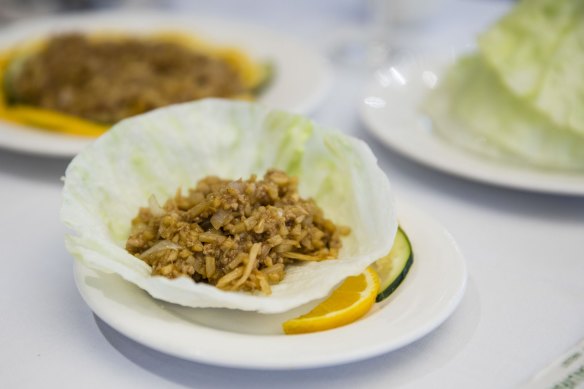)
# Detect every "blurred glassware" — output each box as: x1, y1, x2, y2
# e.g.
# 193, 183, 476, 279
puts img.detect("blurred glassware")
328, 0, 451, 69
